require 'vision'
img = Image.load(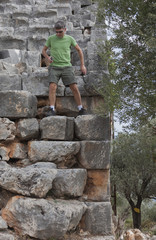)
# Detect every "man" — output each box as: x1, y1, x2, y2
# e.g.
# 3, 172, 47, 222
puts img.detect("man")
42, 21, 87, 116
